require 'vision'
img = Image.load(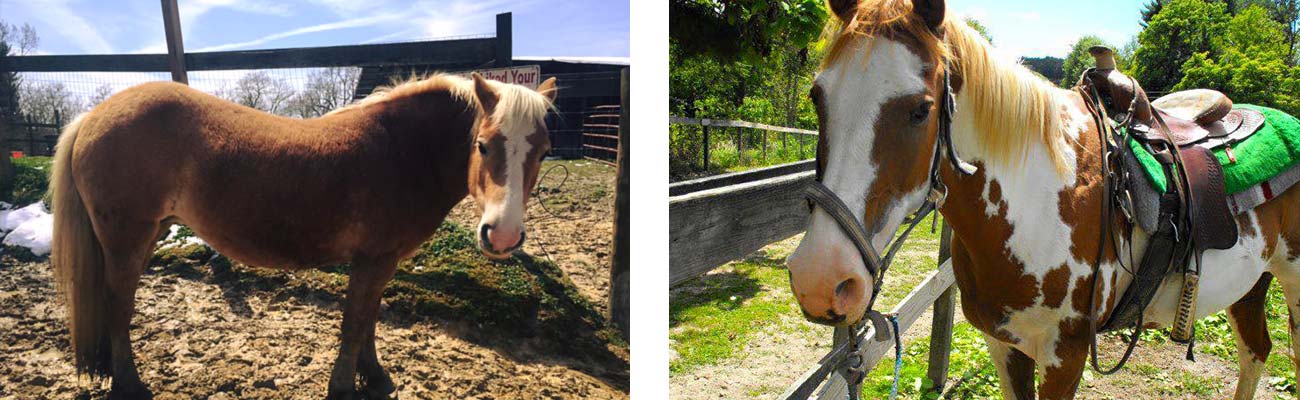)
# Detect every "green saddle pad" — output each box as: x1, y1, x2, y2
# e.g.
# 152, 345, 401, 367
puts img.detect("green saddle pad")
1128, 104, 1300, 194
